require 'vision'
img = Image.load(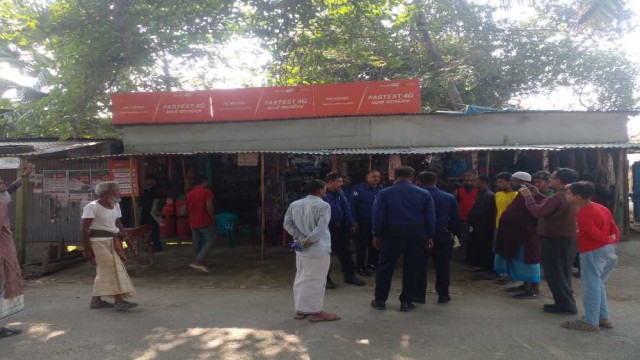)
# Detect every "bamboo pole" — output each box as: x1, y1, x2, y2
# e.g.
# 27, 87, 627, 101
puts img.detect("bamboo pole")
14, 157, 30, 264
368, 155, 373, 171
260, 153, 266, 260
485, 151, 491, 175
129, 156, 139, 227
